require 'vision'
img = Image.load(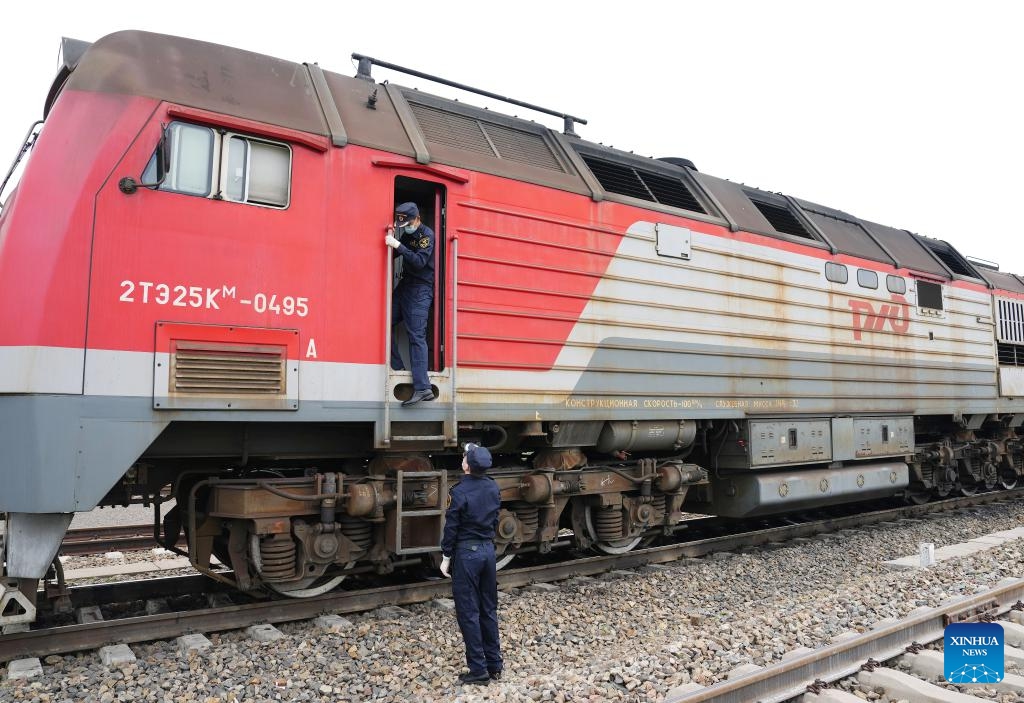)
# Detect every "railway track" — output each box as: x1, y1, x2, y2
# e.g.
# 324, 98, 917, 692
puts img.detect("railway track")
59, 523, 182, 556
670, 578, 1024, 702
2, 489, 1020, 665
